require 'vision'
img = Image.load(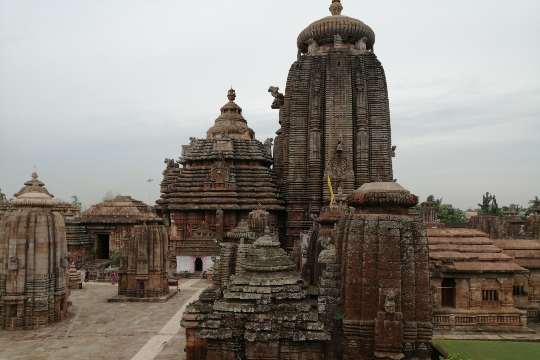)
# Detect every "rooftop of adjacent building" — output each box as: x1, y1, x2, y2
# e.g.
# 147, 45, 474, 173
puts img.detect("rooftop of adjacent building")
493, 239, 540, 270
427, 227, 527, 274
82, 195, 160, 224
